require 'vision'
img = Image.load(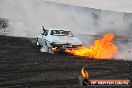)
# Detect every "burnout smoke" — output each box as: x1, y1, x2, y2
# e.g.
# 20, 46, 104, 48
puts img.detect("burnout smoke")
115, 38, 132, 60
1, 0, 132, 37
